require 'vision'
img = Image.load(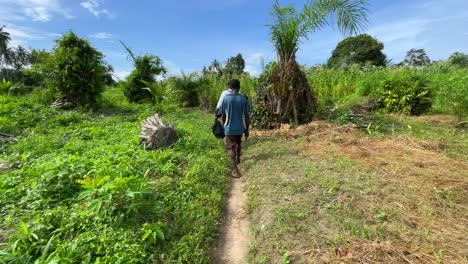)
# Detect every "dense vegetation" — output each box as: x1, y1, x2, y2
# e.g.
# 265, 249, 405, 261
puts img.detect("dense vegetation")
0, 89, 228, 263
0, 0, 467, 260
306, 65, 468, 121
